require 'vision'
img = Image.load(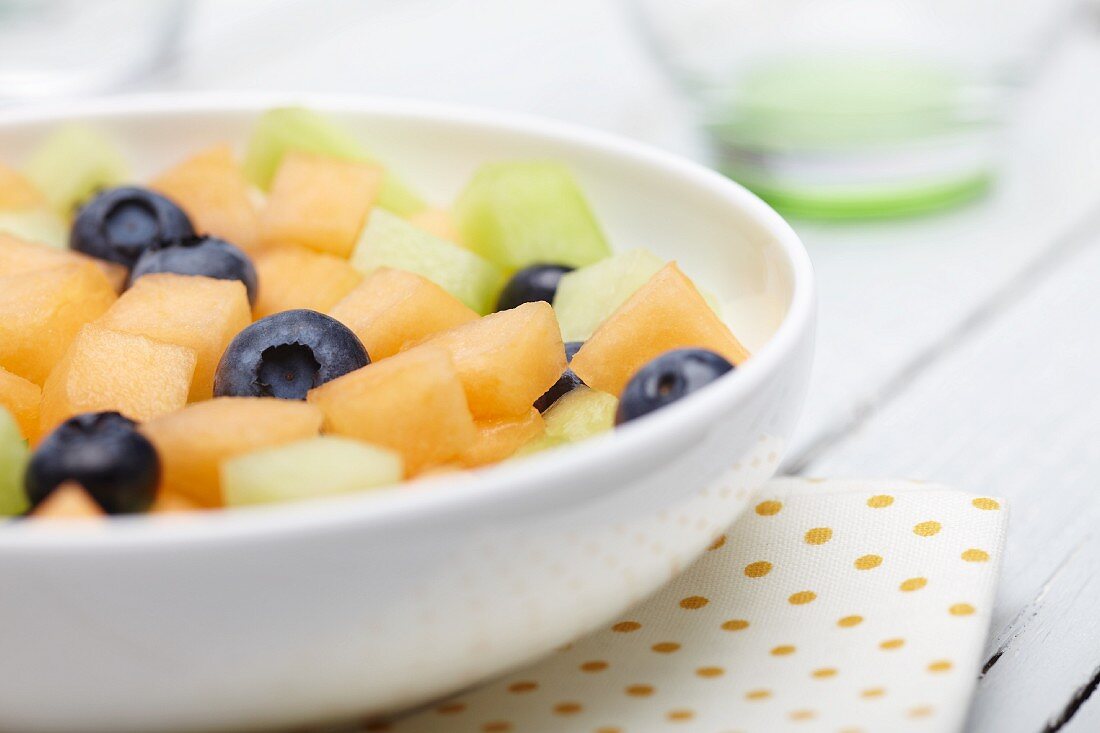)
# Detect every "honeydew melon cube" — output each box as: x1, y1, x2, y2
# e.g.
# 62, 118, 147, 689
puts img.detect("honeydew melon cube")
351, 209, 503, 315
454, 161, 611, 272
222, 436, 403, 507
553, 249, 664, 342
0, 406, 29, 516
242, 107, 426, 215
517, 386, 617, 455
0, 208, 67, 249
24, 125, 129, 216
